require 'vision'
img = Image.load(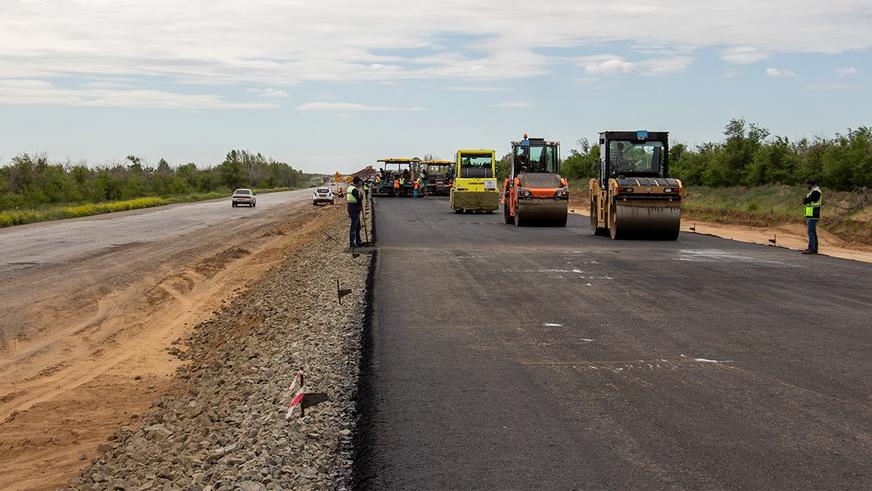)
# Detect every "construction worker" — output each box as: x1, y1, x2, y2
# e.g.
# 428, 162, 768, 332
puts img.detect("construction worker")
347, 177, 363, 248
413, 177, 421, 198
393, 177, 400, 197
802, 179, 823, 255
